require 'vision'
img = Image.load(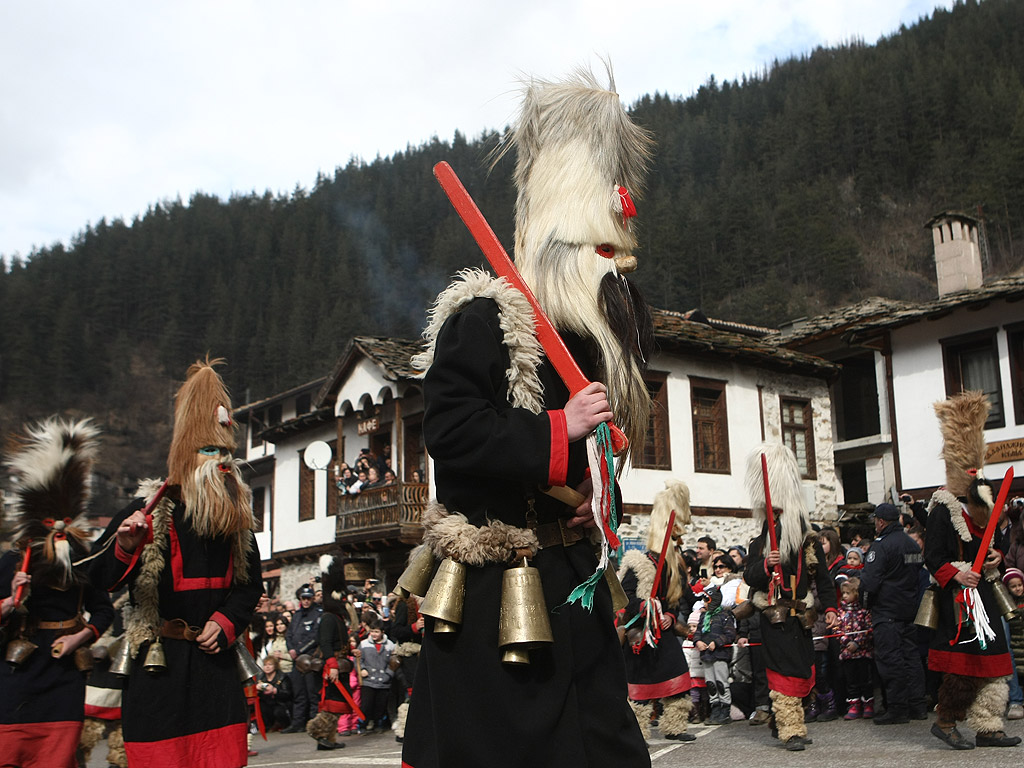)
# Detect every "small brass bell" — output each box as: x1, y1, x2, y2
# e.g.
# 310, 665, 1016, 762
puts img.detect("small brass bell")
498, 557, 553, 666
604, 566, 628, 613
142, 640, 167, 673
4, 637, 38, 667
420, 558, 465, 633
914, 586, 940, 630
396, 545, 437, 599
294, 653, 313, 674
991, 578, 1019, 620
109, 637, 134, 677
234, 638, 261, 682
